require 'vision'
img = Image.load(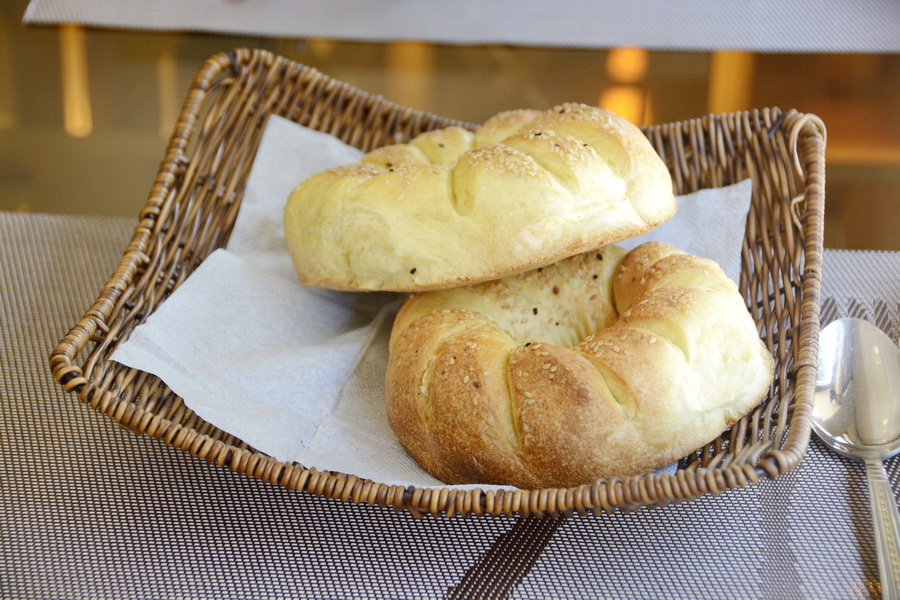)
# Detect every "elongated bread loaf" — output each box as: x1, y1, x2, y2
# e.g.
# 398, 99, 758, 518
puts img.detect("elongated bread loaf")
385, 242, 774, 489
284, 104, 676, 291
